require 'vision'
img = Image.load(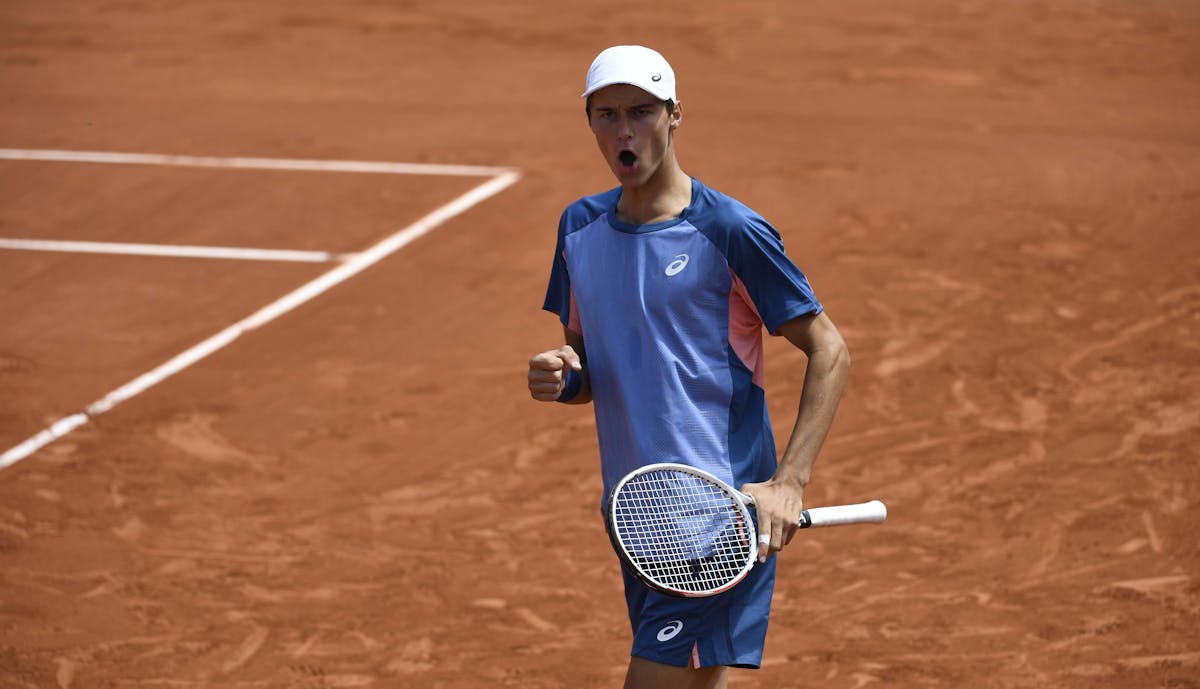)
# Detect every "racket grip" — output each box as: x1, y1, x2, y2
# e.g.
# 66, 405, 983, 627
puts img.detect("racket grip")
798, 500, 887, 528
